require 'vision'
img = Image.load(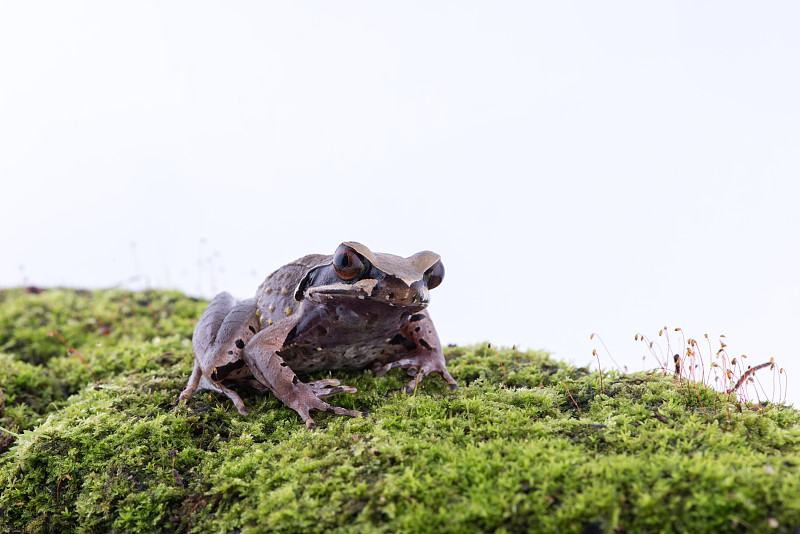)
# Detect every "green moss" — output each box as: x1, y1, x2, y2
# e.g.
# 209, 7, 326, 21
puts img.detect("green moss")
0, 288, 798, 533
